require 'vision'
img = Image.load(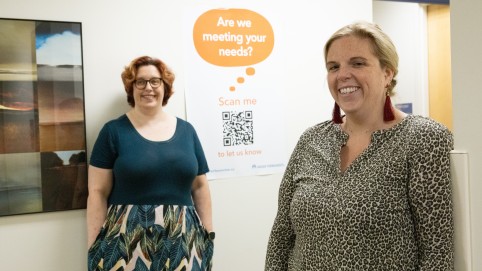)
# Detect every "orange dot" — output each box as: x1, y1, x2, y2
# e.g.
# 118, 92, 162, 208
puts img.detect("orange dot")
237, 77, 245, 84
246, 67, 255, 76
229, 86, 236, 91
